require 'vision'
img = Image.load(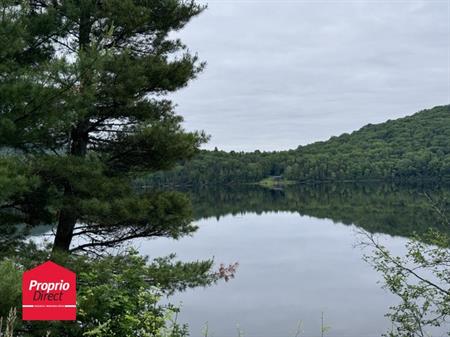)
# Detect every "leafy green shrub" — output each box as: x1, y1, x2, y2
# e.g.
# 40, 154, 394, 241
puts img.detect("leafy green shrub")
0, 248, 222, 337
0, 260, 21, 318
